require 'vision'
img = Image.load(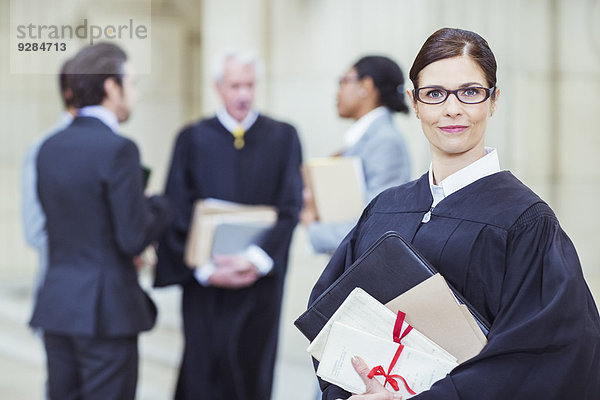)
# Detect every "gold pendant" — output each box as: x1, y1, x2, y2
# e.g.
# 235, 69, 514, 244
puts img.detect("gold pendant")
234, 138, 245, 149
